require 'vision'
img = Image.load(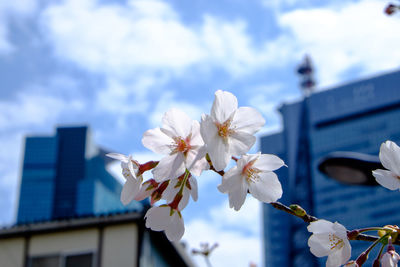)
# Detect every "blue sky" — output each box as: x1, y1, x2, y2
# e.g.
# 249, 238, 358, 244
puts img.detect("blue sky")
1, 0, 400, 266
